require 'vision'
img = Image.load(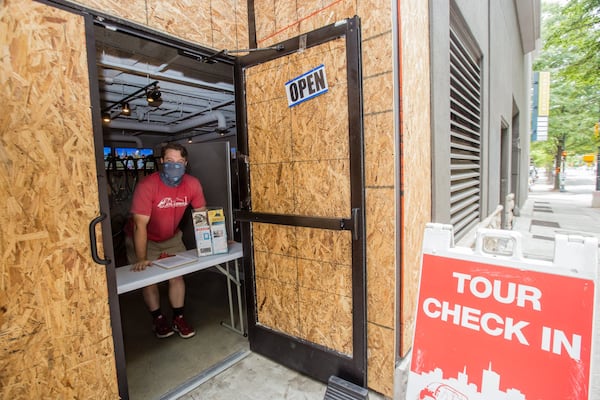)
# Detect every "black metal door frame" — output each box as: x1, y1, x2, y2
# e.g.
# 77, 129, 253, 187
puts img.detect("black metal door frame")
234, 16, 367, 386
